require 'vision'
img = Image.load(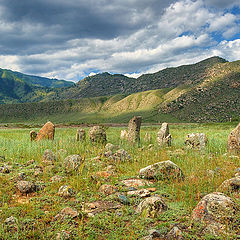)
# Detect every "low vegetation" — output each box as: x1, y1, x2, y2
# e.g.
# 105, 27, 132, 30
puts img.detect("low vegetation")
0, 123, 239, 239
